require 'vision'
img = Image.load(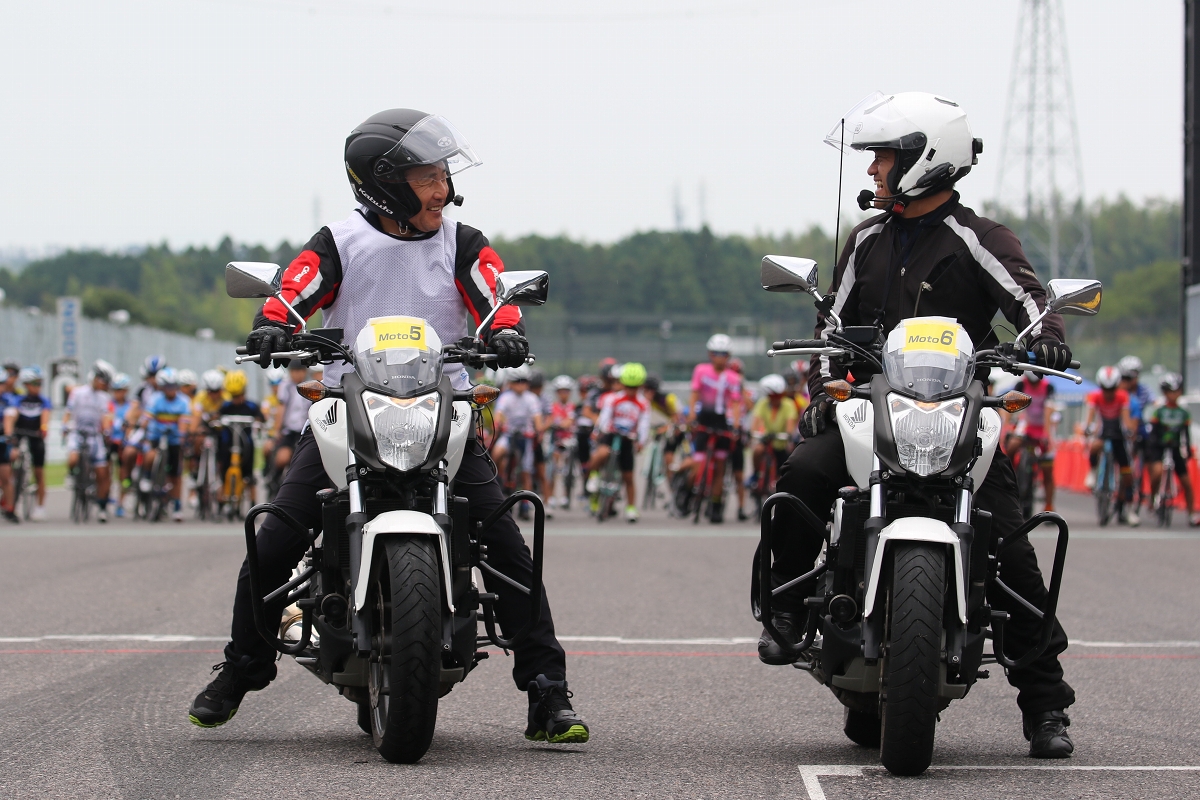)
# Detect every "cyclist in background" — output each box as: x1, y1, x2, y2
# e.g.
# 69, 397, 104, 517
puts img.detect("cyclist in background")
493, 367, 543, 519
0, 366, 20, 522
1144, 372, 1199, 526
547, 375, 577, 510
788, 360, 811, 412
727, 357, 749, 521
9, 367, 53, 521
178, 370, 198, 401
269, 361, 312, 483
587, 363, 651, 522
528, 370, 553, 503
679, 334, 744, 522
108, 373, 134, 518
64, 361, 116, 522
750, 374, 798, 481
217, 370, 264, 507
1011, 371, 1057, 513
136, 355, 168, 409
575, 374, 600, 473
1085, 365, 1137, 526
260, 365, 286, 472
644, 373, 684, 483
141, 367, 192, 522
1118, 355, 1152, 514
